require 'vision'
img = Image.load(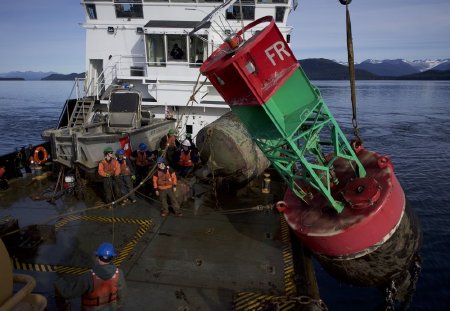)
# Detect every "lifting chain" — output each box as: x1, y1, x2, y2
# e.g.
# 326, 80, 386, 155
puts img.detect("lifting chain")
384, 279, 398, 311
256, 295, 328, 311
340, 0, 363, 144
383, 253, 422, 311
404, 255, 422, 307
